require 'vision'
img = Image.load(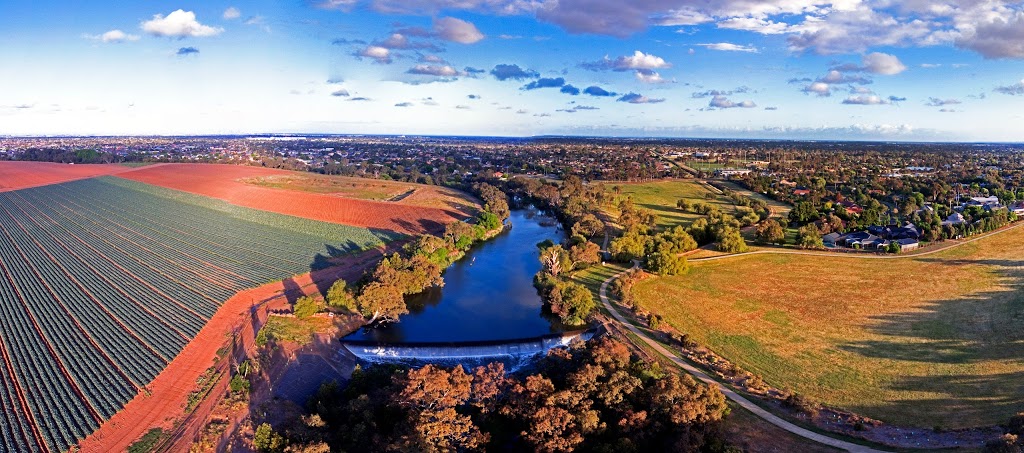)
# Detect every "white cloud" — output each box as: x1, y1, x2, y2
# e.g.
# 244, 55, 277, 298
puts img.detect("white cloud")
433, 17, 484, 44
861, 52, 907, 75
223, 7, 241, 20
407, 64, 460, 76
995, 79, 1024, 95
85, 29, 140, 43
955, 11, 1024, 59
842, 94, 890, 105
141, 10, 223, 38
696, 42, 758, 53
708, 95, 757, 109
652, 8, 713, 26
583, 50, 671, 71
635, 69, 668, 83
717, 17, 790, 35
925, 97, 961, 106
617, 92, 665, 104
356, 45, 392, 64
802, 82, 832, 96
